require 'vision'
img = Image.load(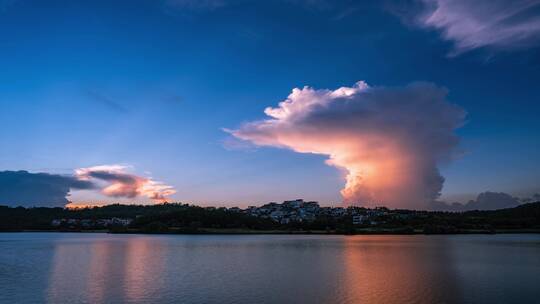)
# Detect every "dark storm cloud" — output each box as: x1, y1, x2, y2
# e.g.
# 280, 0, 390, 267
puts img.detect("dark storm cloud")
0, 170, 95, 207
